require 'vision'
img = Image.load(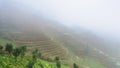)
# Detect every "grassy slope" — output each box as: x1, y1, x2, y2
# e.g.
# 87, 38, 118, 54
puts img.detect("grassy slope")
0, 37, 69, 68
0, 37, 106, 68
